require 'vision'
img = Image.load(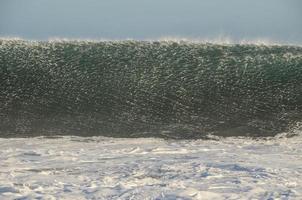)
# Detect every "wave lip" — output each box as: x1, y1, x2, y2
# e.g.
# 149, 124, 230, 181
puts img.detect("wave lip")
0, 39, 302, 138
